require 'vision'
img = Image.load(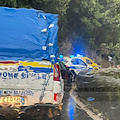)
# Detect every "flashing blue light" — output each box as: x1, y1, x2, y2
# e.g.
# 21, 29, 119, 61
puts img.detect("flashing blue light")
59, 55, 64, 61
76, 54, 80, 57
70, 55, 75, 58
81, 55, 83, 57
59, 55, 63, 58
76, 54, 83, 57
